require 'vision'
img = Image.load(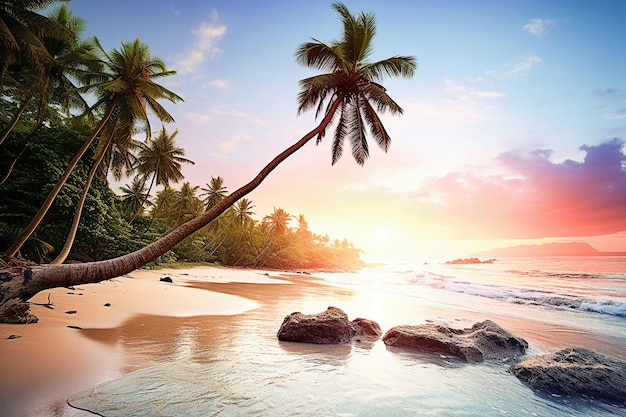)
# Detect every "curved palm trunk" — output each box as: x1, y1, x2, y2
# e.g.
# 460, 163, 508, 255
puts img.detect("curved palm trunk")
3, 104, 117, 258
0, 96, 33, 145
0, 97, 342, 321
0, 145, 27, 186
51, 131, 116, 265
1, 121, 45, 186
